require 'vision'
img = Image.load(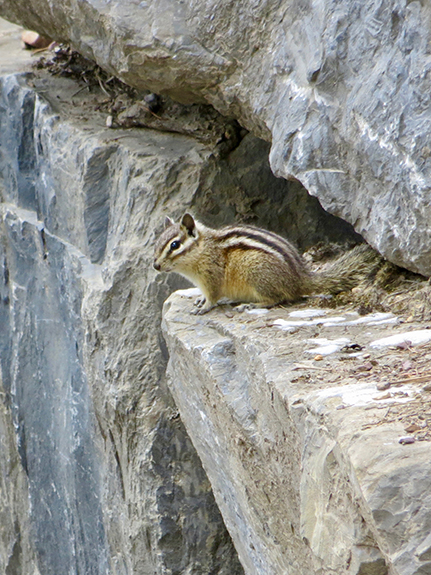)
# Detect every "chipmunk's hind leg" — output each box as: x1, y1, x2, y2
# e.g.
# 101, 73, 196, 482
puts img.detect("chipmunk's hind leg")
243, 253, 307, 305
